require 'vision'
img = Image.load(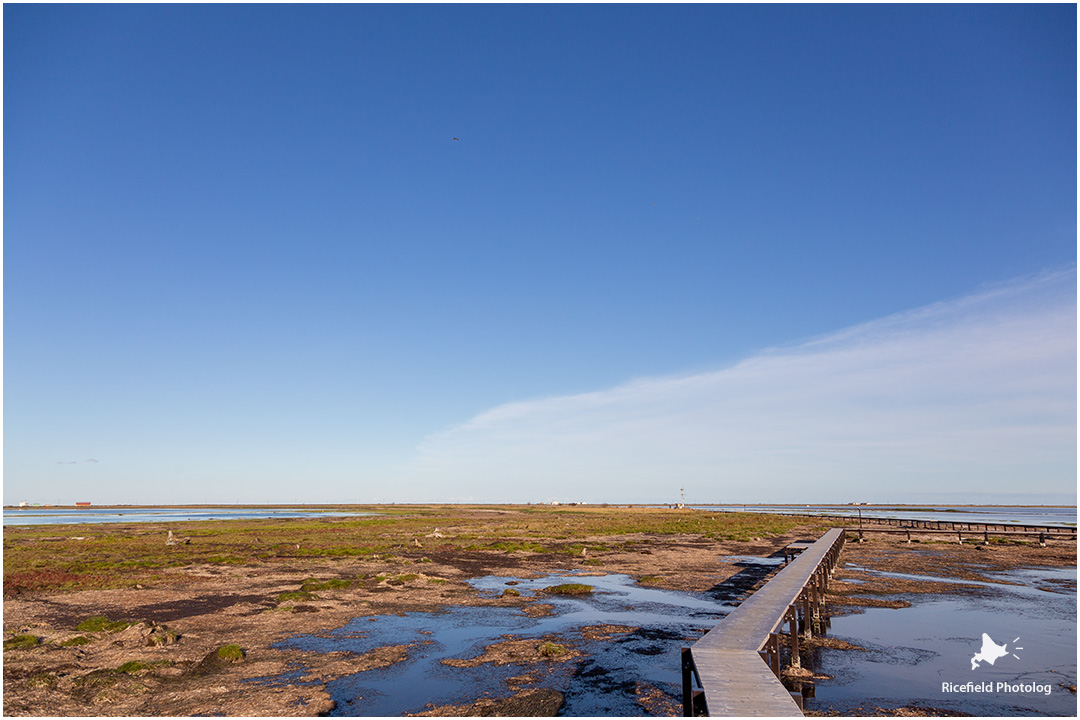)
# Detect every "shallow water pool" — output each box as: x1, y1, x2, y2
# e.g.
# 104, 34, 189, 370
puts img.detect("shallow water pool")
806, 565, 1077, 716
271, 572, 729, 716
